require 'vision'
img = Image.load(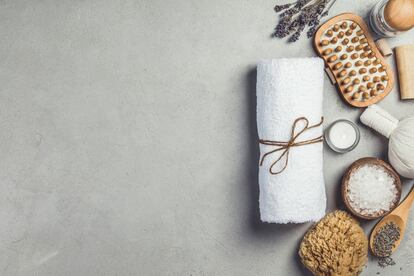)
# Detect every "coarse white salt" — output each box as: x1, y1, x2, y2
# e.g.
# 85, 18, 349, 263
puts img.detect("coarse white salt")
347, 164, 398, 216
